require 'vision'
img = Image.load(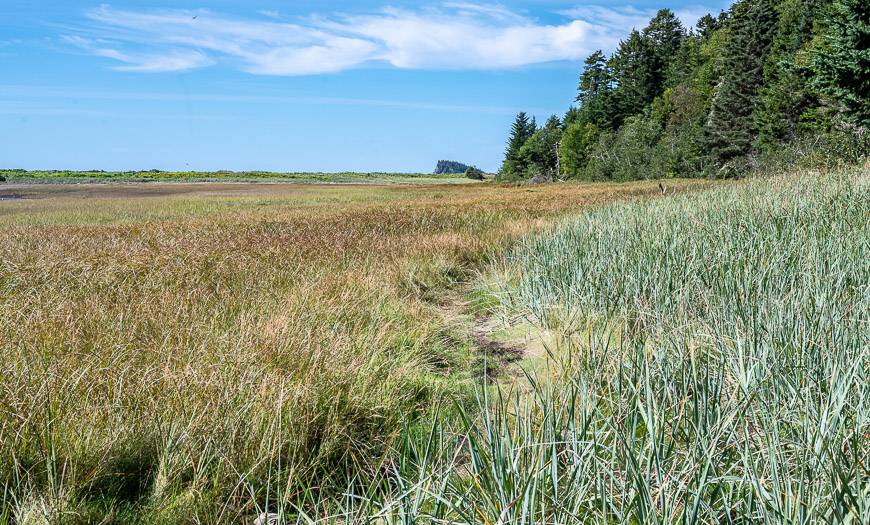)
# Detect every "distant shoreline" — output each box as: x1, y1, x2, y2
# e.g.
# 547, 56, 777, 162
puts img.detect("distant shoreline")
0, 169, 477, 186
